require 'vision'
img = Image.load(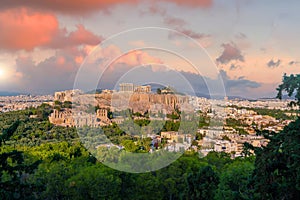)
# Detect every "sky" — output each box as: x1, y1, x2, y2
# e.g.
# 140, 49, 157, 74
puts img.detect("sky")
0, 0, 299, 99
